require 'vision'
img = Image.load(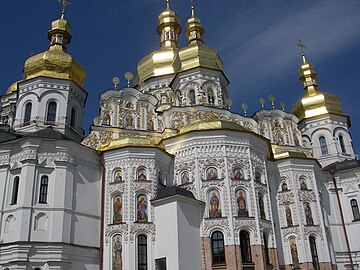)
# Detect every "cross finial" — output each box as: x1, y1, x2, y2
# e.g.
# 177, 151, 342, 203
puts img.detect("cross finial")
166, 0, 170, 10
58, 0, 70, 18
297, 39, 307, 64
191, 0, 195, 17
